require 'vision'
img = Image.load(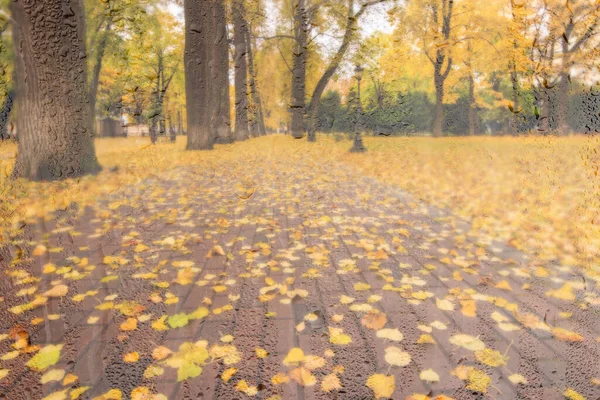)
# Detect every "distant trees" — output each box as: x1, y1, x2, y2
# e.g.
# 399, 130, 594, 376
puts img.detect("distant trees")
11, 0, 100, 180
